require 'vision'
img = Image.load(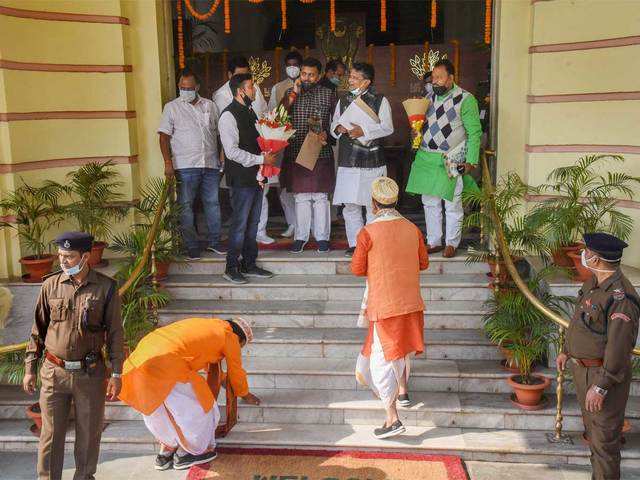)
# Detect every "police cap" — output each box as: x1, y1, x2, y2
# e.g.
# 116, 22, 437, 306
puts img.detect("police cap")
583, 232, 628, 262
54, 231, 94, 254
